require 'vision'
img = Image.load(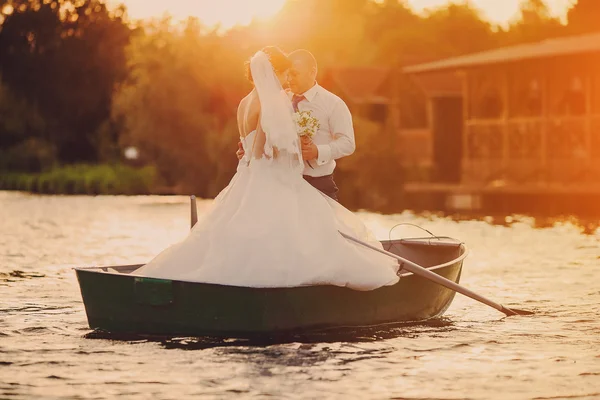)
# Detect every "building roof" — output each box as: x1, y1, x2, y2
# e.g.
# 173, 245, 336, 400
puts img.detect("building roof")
321, 67, 392, 104
411, 71, 462, 96
404, 32, 600, 74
